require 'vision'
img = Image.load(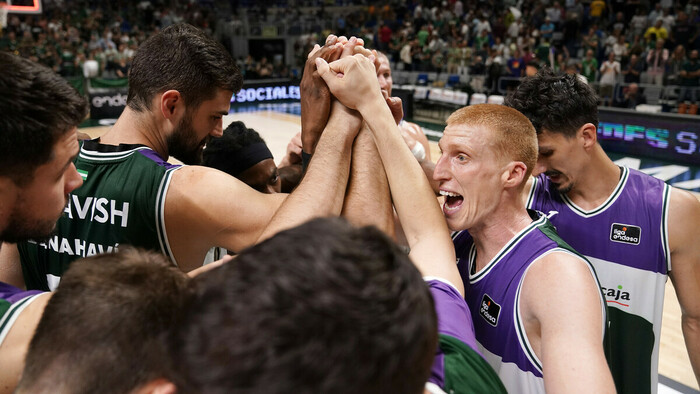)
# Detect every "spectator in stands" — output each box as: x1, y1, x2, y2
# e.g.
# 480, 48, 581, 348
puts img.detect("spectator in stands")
613, 82, 646, 108
622, 53, 643, 83
678, 49, 700, 112
589, 0, 606, 23
599, 51, 621, 106
540, 16, 555, 41
630, 8, 648, 38
646, 38, 669, 85
644, 19, 669, 42
667, 45, 687, 86
581, 49, 598, 83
